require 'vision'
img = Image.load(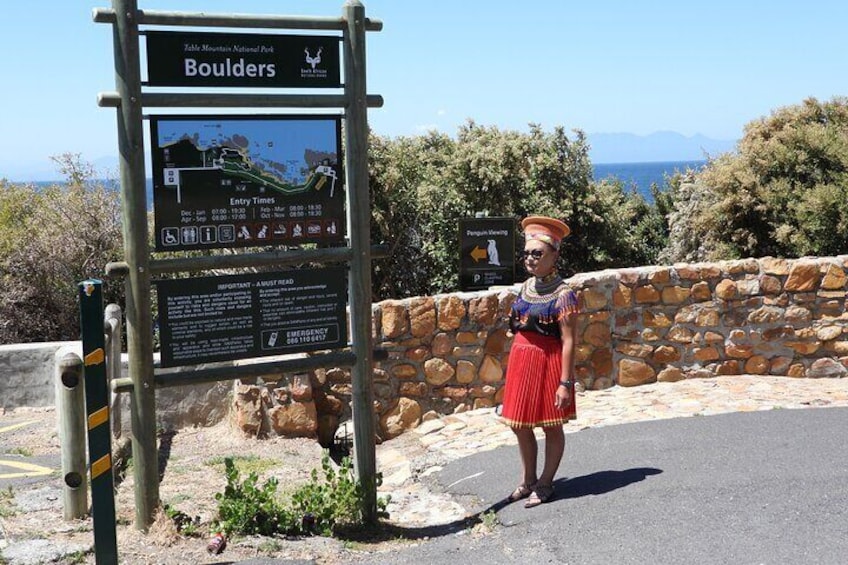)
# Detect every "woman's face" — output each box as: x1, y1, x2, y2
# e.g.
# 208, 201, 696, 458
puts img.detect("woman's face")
523, 239, 557, 277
